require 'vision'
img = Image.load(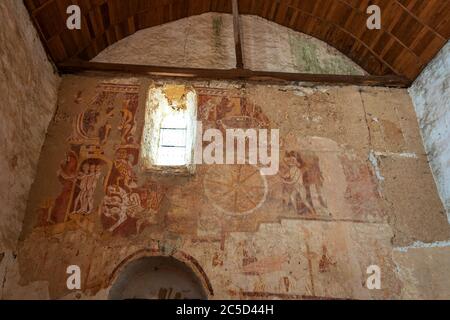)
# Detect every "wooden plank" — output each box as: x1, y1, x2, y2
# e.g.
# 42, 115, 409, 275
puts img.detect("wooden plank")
232, 0, 244, 69
25, 0, 449, 82
57, 60, 411, 88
